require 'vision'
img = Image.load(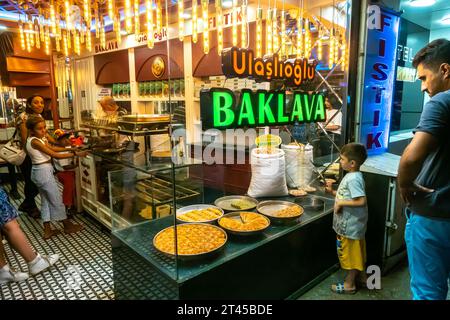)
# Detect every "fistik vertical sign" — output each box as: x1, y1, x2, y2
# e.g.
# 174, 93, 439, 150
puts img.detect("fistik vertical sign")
360, 7, 400, 155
